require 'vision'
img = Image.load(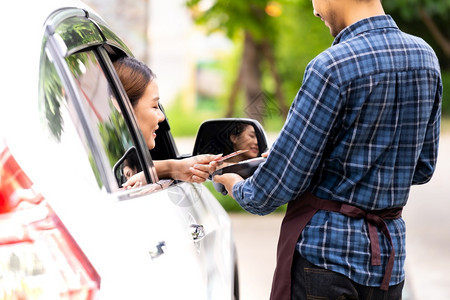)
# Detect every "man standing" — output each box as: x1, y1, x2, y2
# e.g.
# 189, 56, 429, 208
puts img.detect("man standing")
213, 0, 442, 299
